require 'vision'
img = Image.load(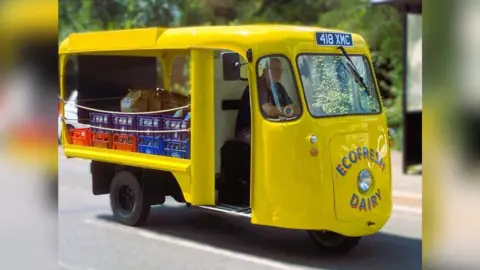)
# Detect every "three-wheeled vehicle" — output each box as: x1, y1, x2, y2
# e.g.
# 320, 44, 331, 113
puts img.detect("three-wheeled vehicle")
59, 25, 393, 254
